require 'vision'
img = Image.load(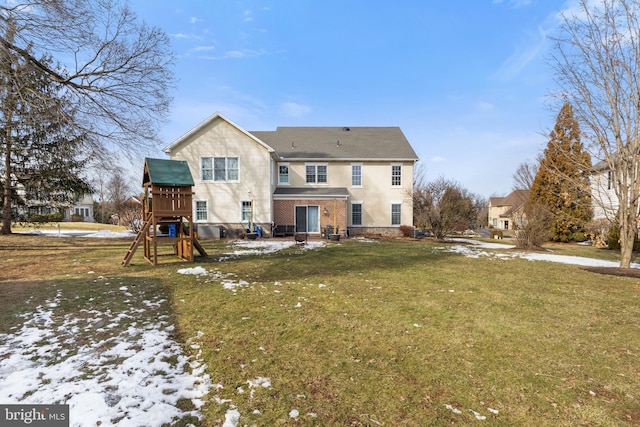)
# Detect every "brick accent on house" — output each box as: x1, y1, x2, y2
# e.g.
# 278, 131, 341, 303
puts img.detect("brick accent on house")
274, 199, 347, 234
